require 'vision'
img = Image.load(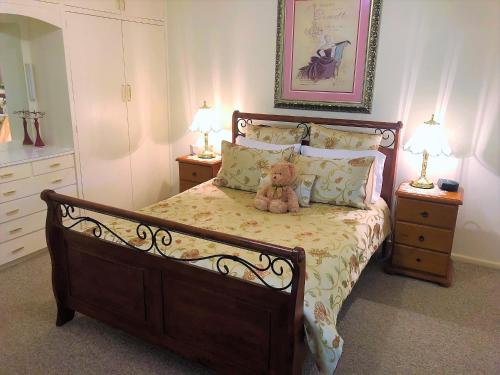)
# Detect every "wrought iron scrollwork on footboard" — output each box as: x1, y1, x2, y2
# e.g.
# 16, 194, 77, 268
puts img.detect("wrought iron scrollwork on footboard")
60, 203, 296, 291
